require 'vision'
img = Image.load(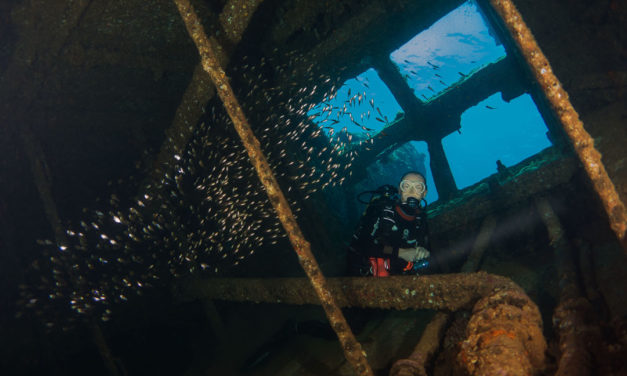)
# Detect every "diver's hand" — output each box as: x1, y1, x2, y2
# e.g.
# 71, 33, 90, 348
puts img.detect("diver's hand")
414, 247, 430, 261
398, 248, 415, 262
398, 247, 430, 262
